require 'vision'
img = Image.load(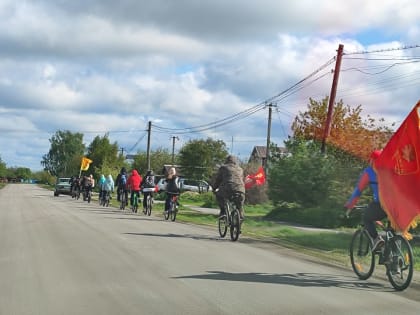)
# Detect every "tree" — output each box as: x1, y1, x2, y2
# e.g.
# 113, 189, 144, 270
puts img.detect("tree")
0, 156, 6, 178
86, 133, 124, 180
291, 97, 392, 161
268, 139, 336, 207
41, 130, 85, 177
132, 147, 173, 176
178, 138, 229, 181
